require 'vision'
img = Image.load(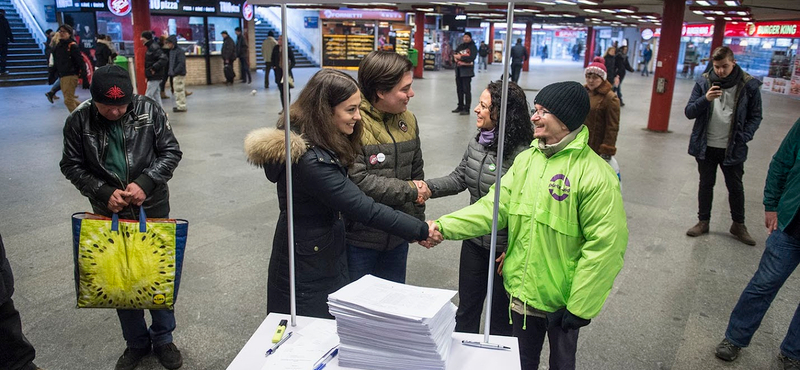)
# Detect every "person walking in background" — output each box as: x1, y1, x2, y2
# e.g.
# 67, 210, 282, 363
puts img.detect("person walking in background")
52, 25, 87, 113
1, 235, 46, 370
430, 81, 628, 370
157, 33, 170, 100
44, 29, 62, 104
424, 80, 533, 337
684, 46, 763, 245
94, 34, 116, 68
60, 65, 183, 370
641, 44, 652, 77
165, 35, 186, 113
510, 38, 528, 83
261, 31, 277, 88
683, 41, 699, 79
540, 44, 548, 63
271, 35, 294, 114
141, 31, 167, 108
583, 57, 621, 159
221, 31, 236, 85
603, 47, 620, 95
0, 9, 13, 75
614, 45, 635, 107
234, 27, 251, 84
347, 51, 427, 284
714, 117, 800, 369
452, 32, 477, 116
478, 41, 489, 71
244, 69, 436, 319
